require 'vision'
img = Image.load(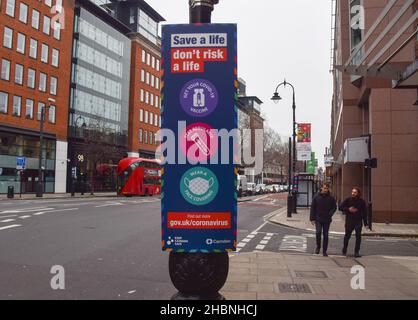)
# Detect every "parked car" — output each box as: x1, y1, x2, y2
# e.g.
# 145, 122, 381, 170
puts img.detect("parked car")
255, 184, 266, 194
237, 175, 248, 197
271, 184, 280, 193
246, 182, 256, 195
265, 185, 275, 193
